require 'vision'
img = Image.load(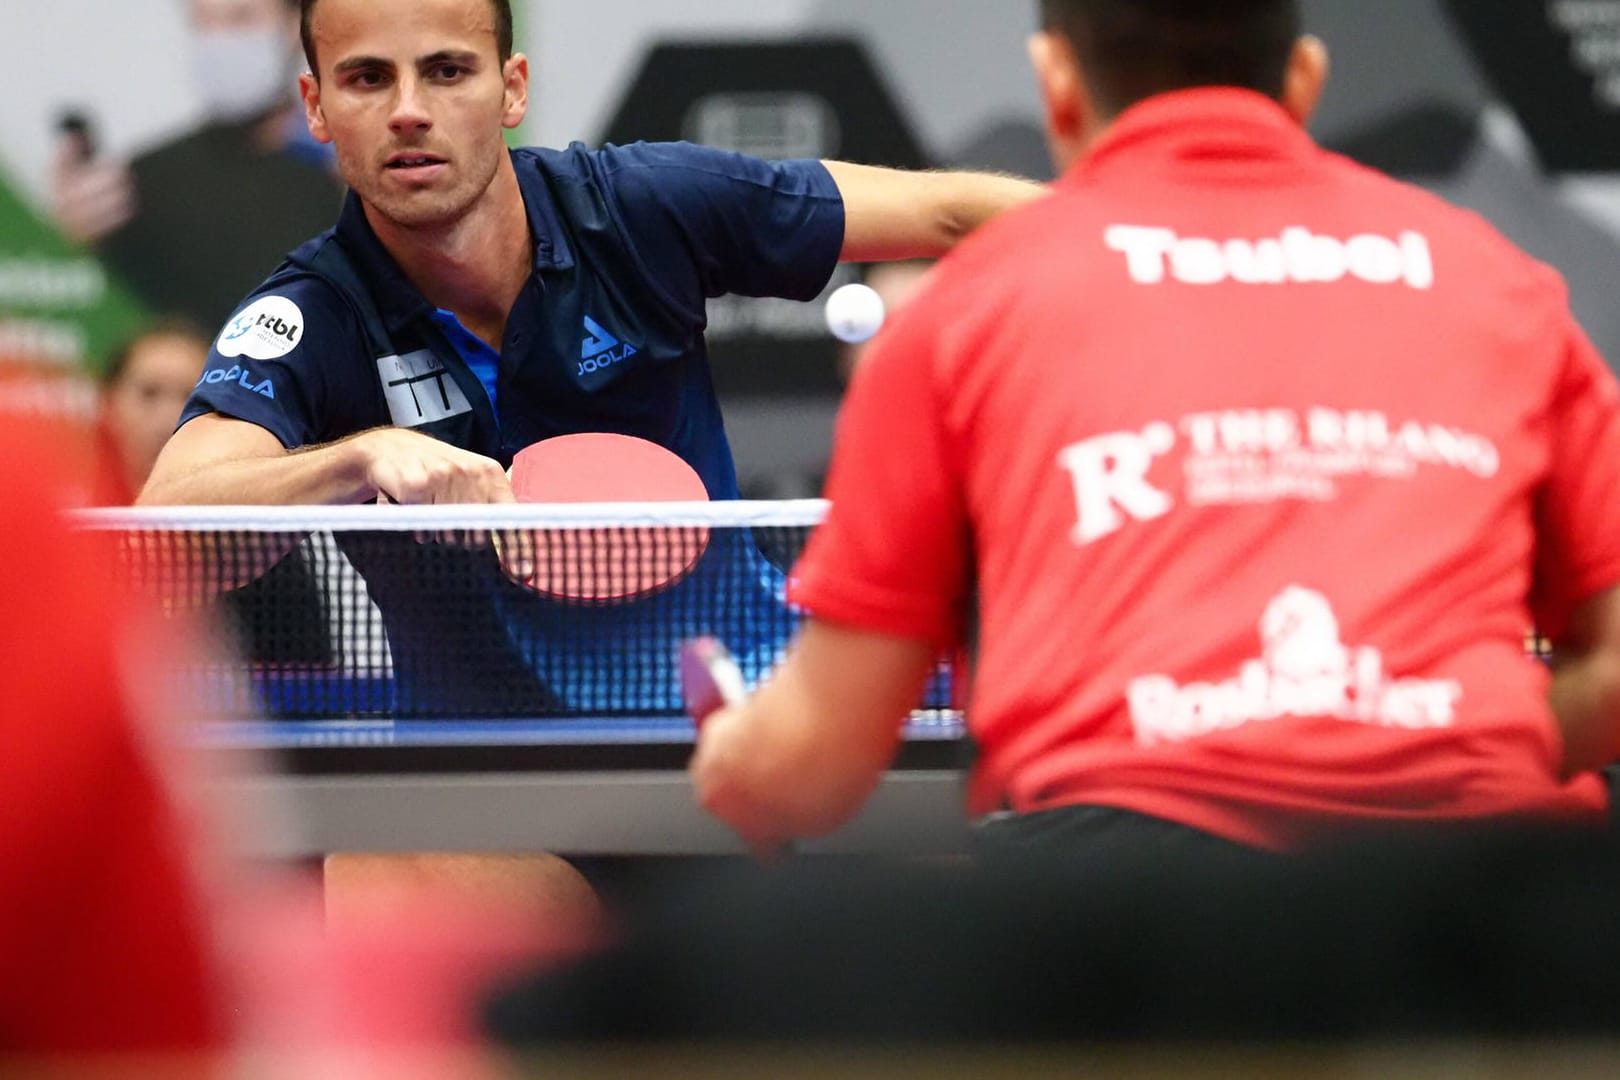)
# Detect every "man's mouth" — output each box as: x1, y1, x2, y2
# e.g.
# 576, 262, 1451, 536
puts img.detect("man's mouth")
386, 154, 448, 171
